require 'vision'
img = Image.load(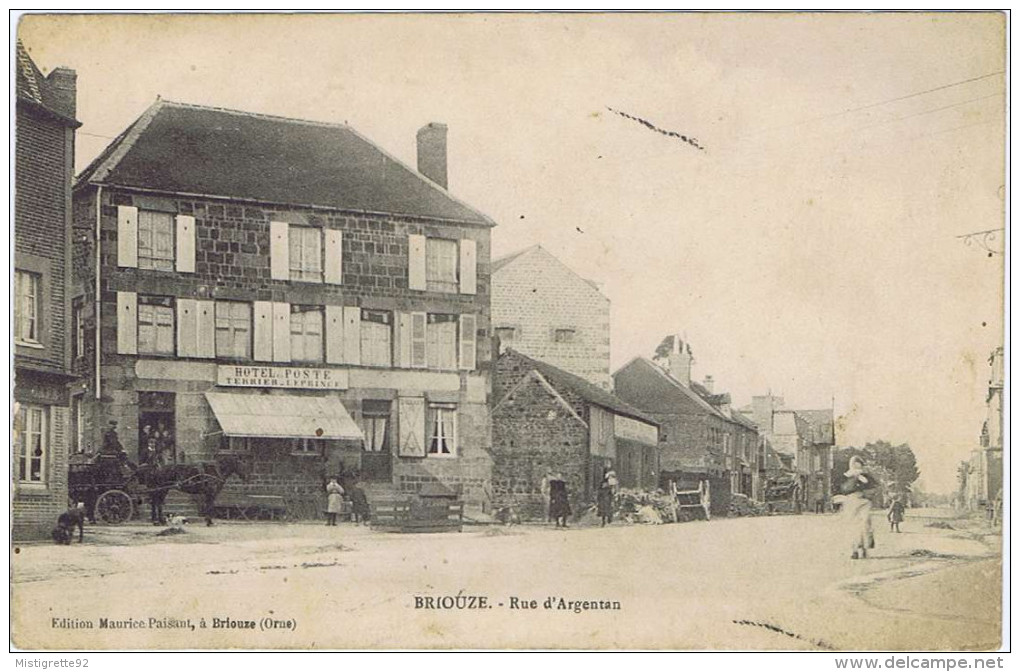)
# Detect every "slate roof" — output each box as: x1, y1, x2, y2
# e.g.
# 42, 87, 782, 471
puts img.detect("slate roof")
502, 349, 659, 427
492, 244, 604, 293
76, 99, 494, 226
16, 41, 78, 125
491, 244, 541, 273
